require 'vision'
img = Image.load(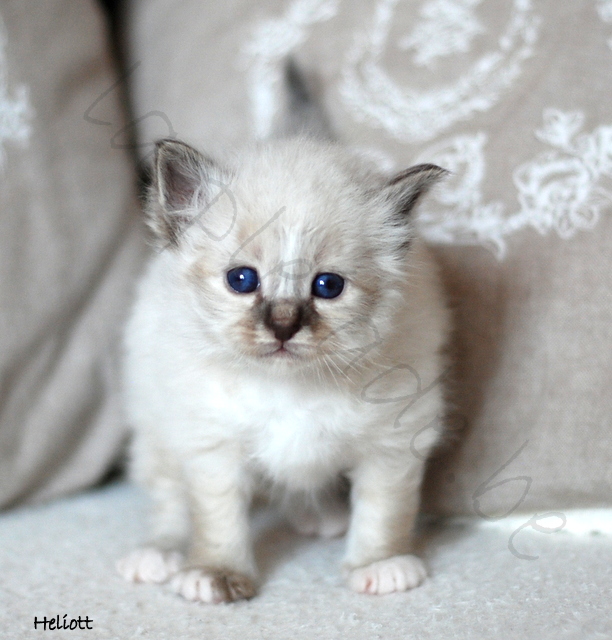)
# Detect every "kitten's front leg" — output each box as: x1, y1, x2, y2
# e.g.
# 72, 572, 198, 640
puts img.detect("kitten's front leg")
344, 457, 427, 595
117, 439, 190, 585
170, 448, 257, 604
